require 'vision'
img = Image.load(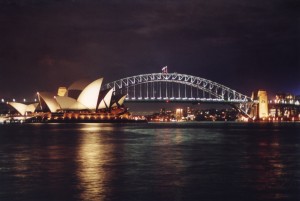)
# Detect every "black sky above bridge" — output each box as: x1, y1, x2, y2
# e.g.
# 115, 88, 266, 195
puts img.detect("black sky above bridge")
0, 0, 299, 100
